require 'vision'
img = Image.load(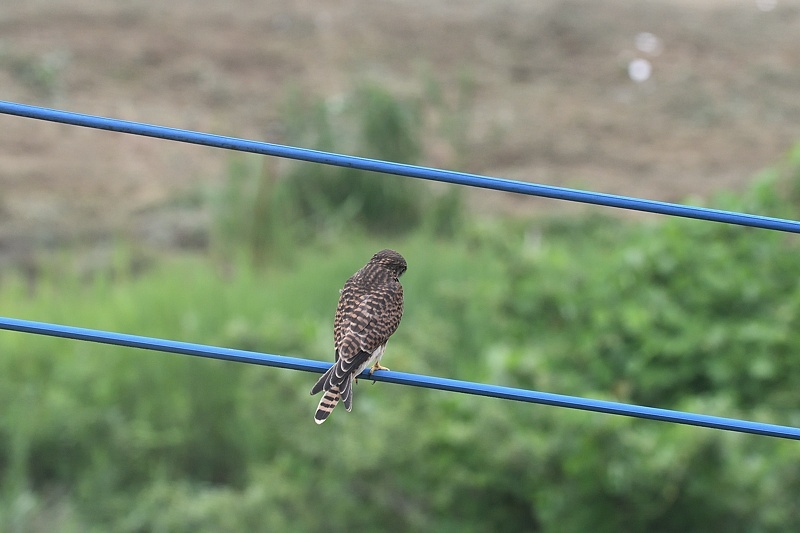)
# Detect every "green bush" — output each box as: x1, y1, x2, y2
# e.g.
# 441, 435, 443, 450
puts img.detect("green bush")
2, 147, 800, 531
208, 82, 467, 265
